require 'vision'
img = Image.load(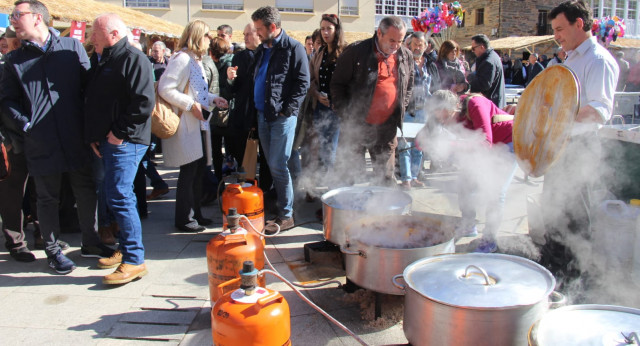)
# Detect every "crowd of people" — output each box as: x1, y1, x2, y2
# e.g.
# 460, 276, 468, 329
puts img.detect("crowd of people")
0, 0, 620, 290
